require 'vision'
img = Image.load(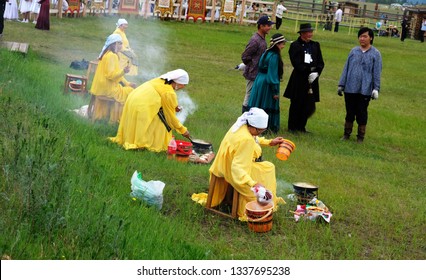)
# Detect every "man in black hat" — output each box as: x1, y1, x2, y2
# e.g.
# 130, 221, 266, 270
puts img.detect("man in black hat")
283, 23, 324, 133
241, 15, 274, 113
